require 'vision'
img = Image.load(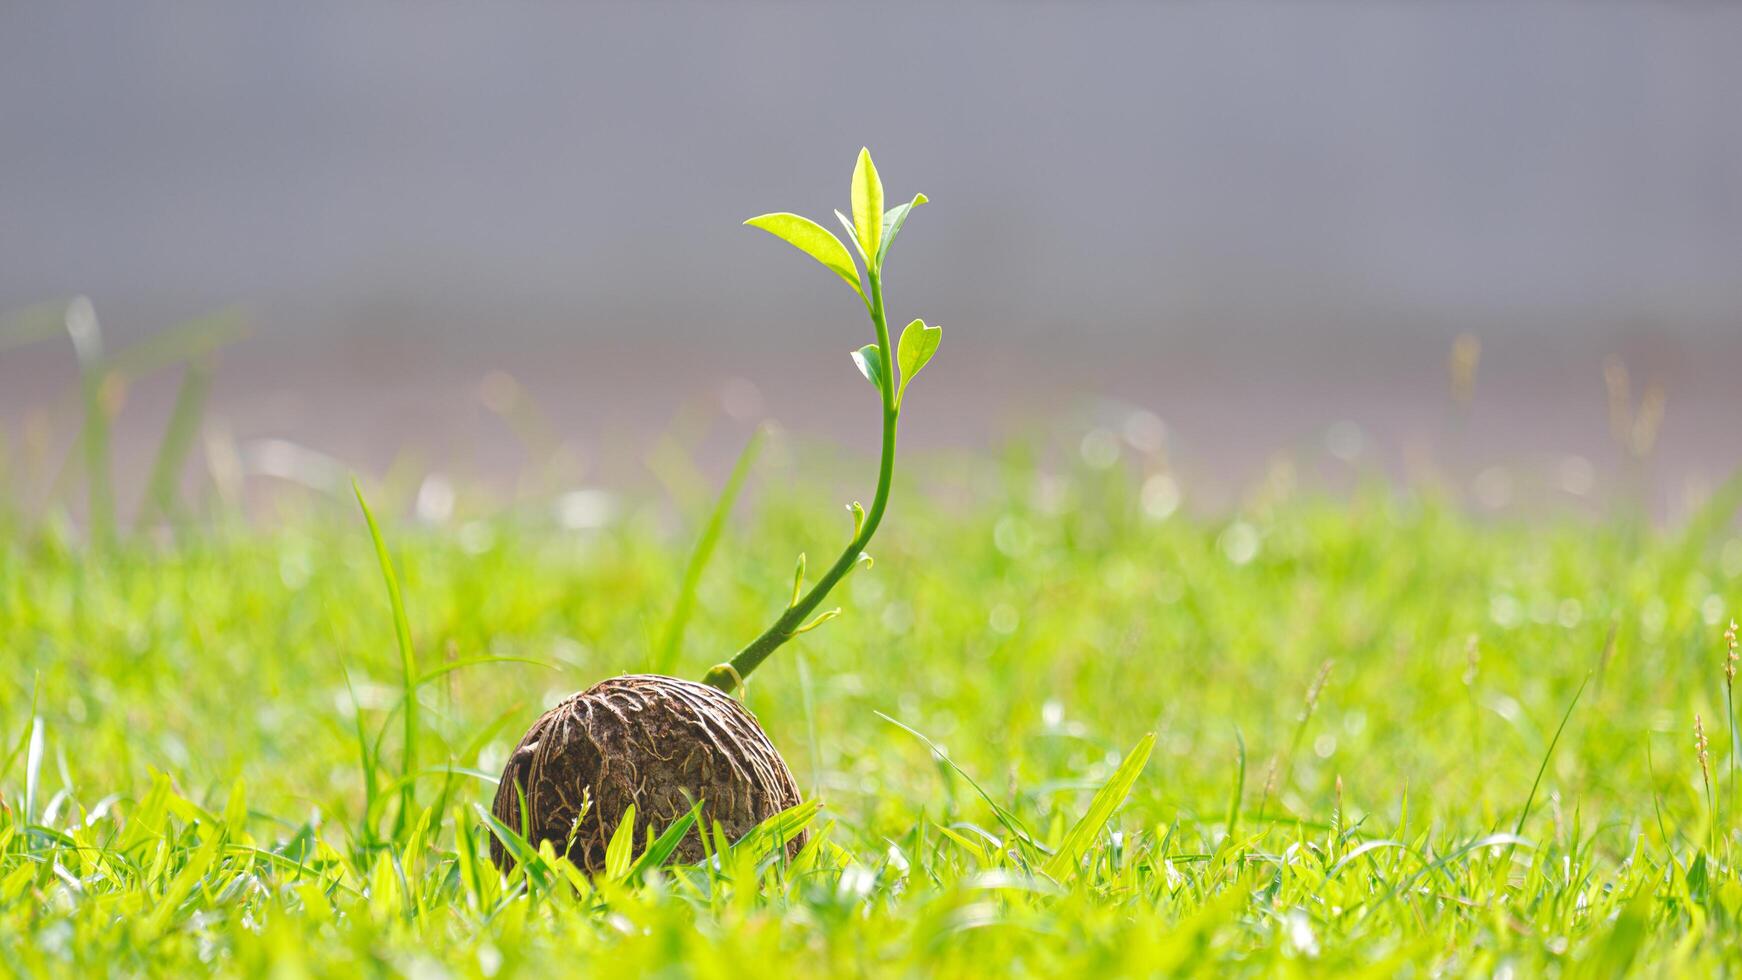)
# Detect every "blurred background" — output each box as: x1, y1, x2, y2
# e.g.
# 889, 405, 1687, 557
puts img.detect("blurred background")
3, 1, 1739, 520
